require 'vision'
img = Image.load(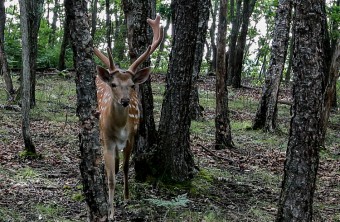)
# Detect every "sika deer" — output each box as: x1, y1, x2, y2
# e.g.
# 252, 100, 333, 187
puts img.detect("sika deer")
94, 15, 163, 219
